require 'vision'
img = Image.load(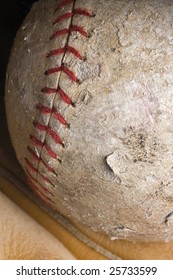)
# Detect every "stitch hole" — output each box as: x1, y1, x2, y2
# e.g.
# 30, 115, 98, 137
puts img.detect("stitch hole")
91, 12, 96, 17
87, 32, 92, 38
77, 78, 81, 84
71, 101, 76, 107
66, 123, 70, 129
77, 79, 82, 85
